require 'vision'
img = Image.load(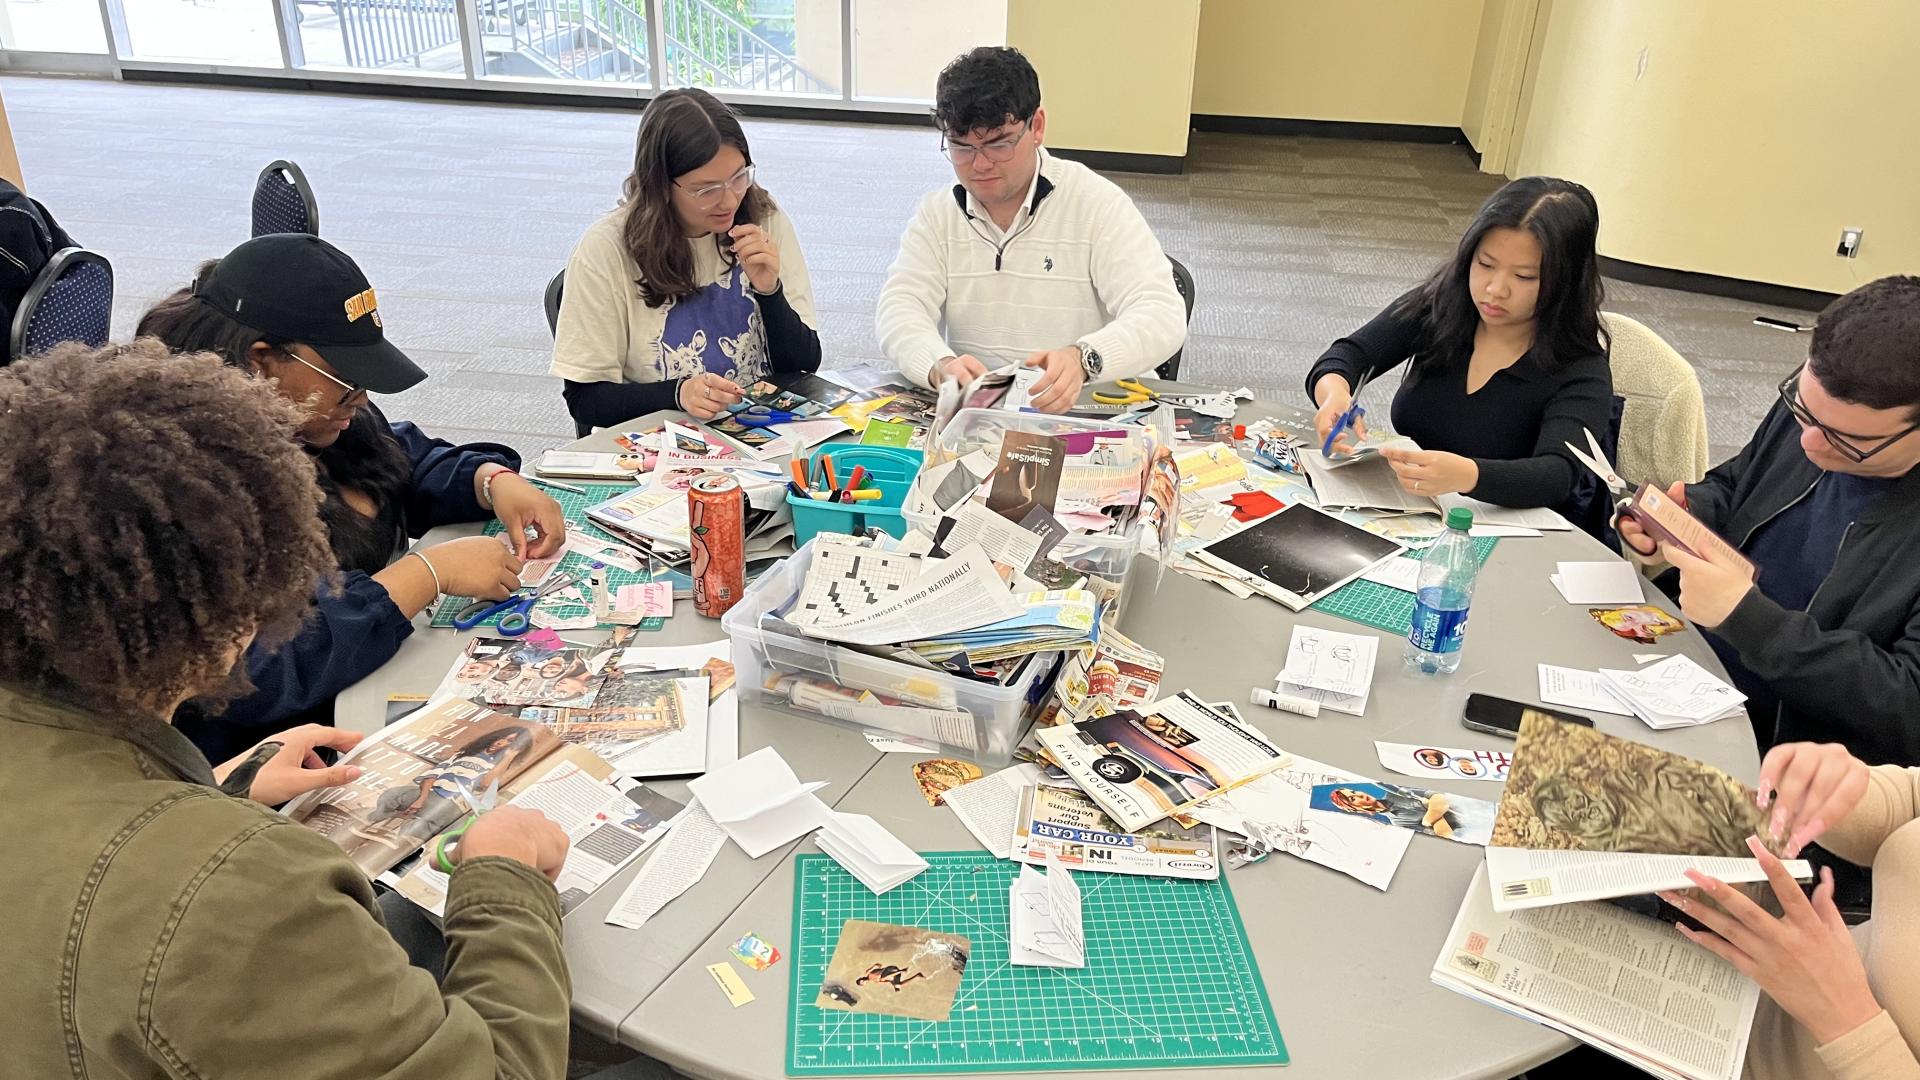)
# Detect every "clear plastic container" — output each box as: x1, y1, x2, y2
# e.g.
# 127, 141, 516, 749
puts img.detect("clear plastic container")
721, 538, 1062, 765
903, 408, 1150, 610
